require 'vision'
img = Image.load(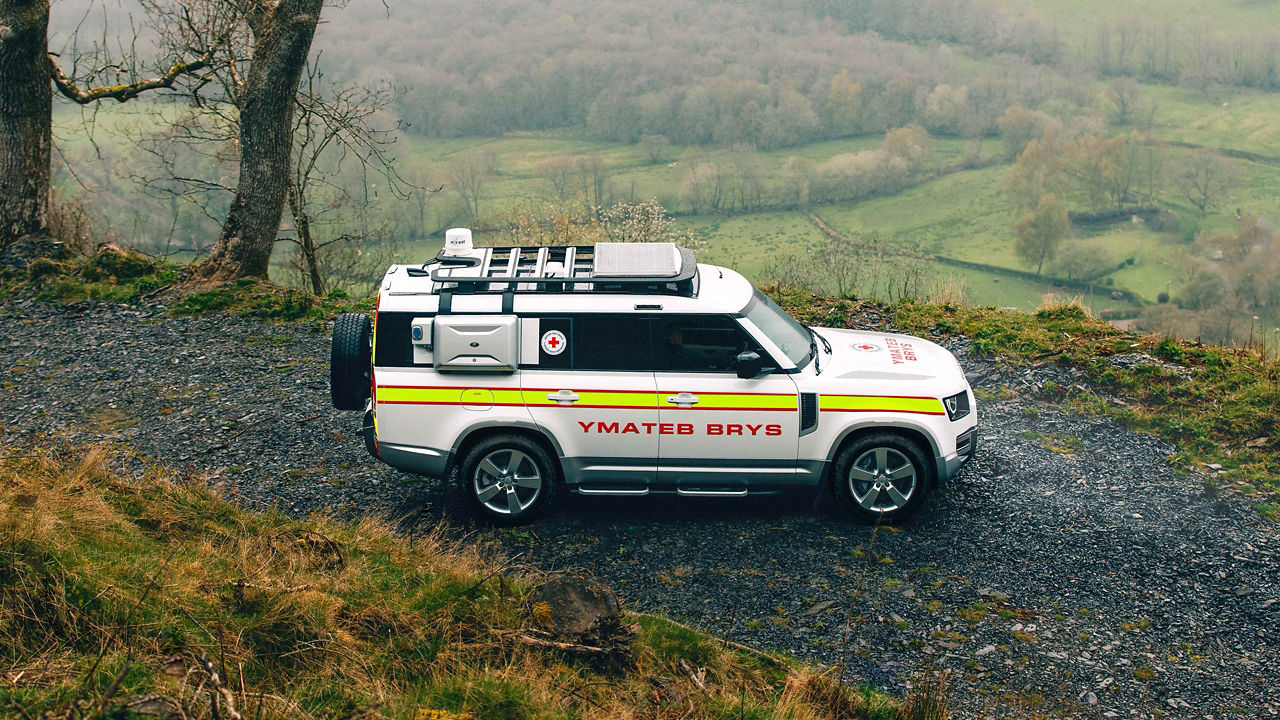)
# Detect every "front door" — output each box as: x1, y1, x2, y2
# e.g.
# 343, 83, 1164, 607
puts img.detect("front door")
653, 314, 799, 492
520, 314, 658, 491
